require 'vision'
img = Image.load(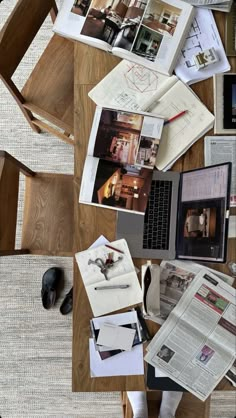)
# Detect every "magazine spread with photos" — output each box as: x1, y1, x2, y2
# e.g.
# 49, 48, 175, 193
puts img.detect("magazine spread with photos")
79, 106, 164, 214
142, 259, 235, 325
53, 0, 195, 75
145, 269, 236, 401
214, 73, 236, 134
